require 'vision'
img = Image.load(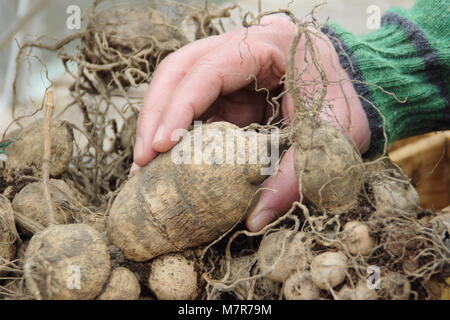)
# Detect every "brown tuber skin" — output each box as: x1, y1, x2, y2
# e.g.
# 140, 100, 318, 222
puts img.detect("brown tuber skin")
5, 120, 73, 178
97, 267, 141, 300
257, 230, 308, 283
0, 196, 17, 276
283, 271, 320, 300
108, 122, 278, 261
370, 160, 419, 214
382, 272, 411, 300
148, 253, 199, 300
293, 117, 364, 213
86, 5, 188, 54
24, 224, 111, 300
372, 179, 419, 214
83, 4, 189, 89
12, 179, 76, 234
